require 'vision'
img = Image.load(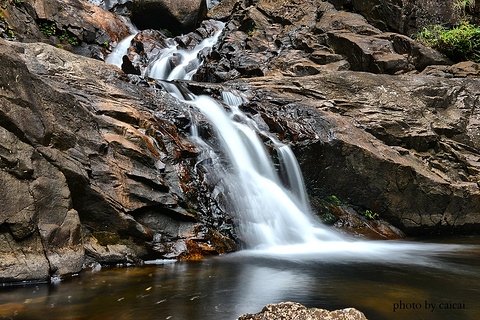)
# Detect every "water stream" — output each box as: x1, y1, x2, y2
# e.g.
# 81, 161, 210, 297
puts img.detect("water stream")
1, 239, 480, 319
